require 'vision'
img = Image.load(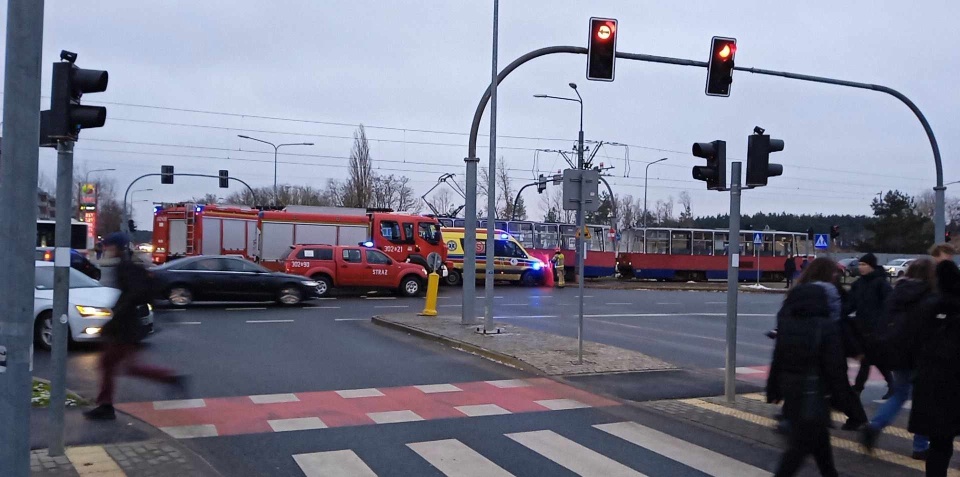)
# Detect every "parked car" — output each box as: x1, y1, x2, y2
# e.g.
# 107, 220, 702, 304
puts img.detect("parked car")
283, 244, 429, 297
837, 258, 859, 277
884, 258, 915, 278
33, 261, 153, 351
152, 255, 321, 306
35, 247, 101, 280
